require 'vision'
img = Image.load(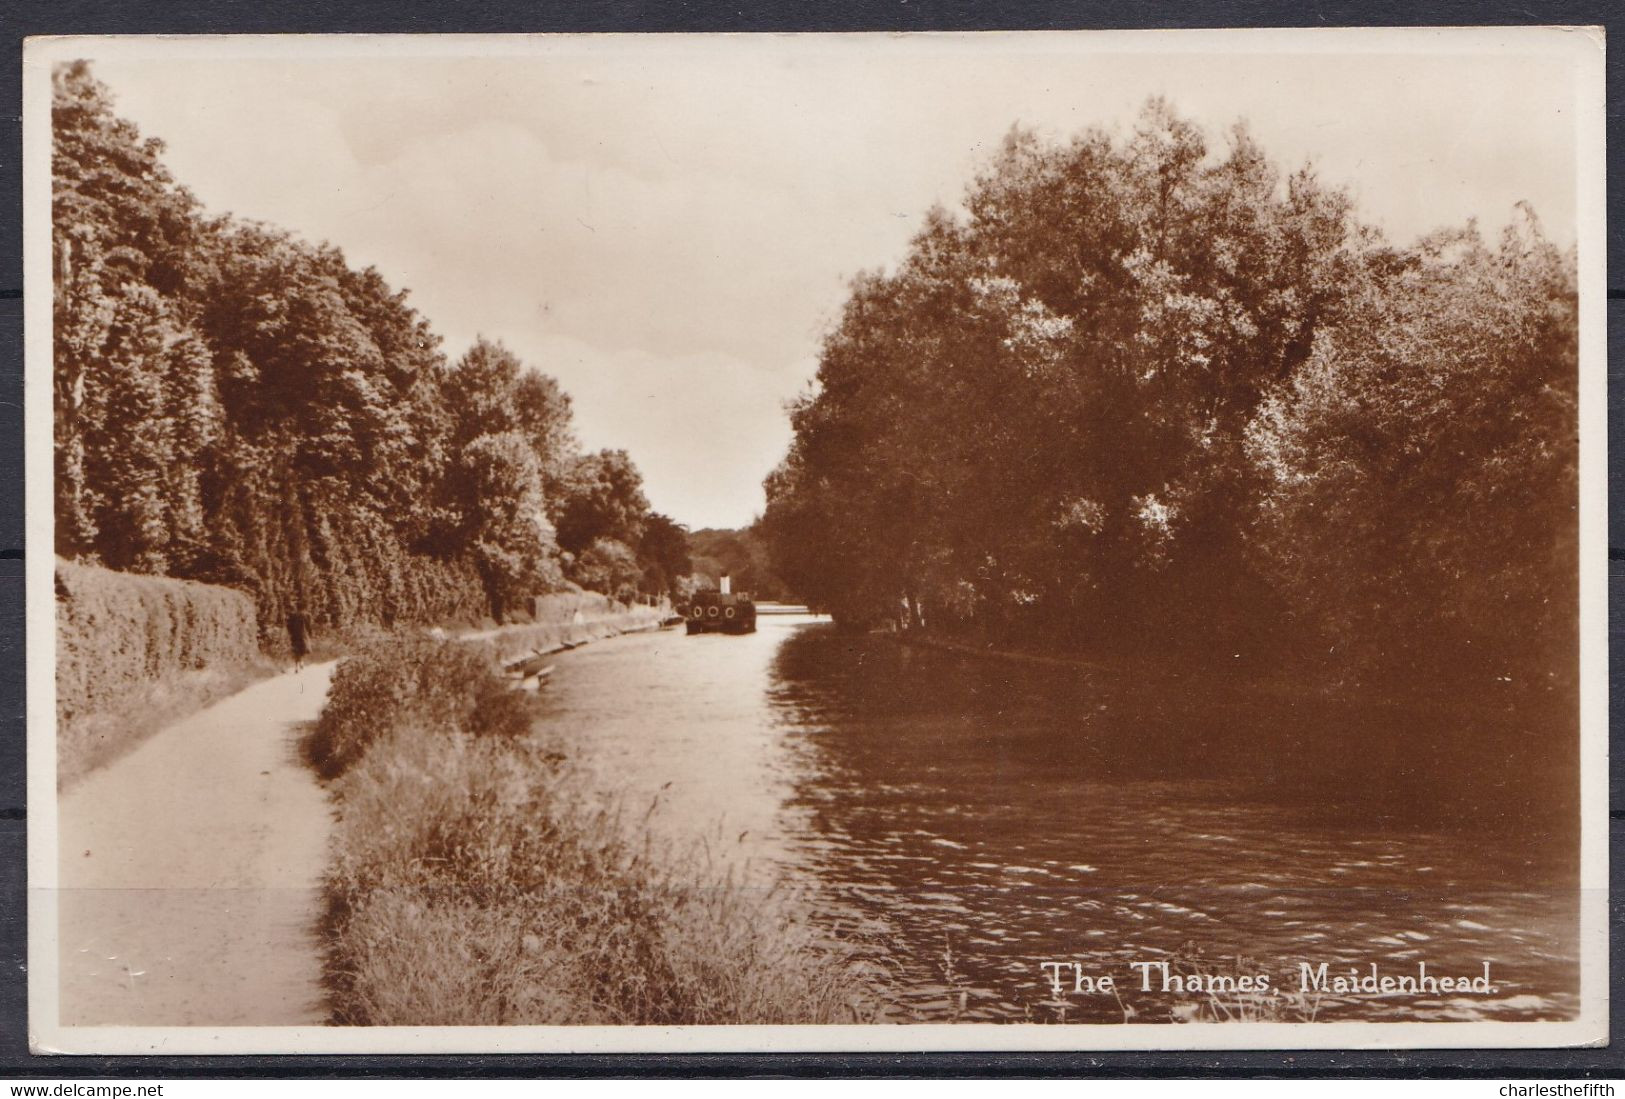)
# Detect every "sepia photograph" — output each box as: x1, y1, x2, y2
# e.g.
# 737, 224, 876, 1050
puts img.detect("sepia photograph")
23, 28, 1606, 1054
